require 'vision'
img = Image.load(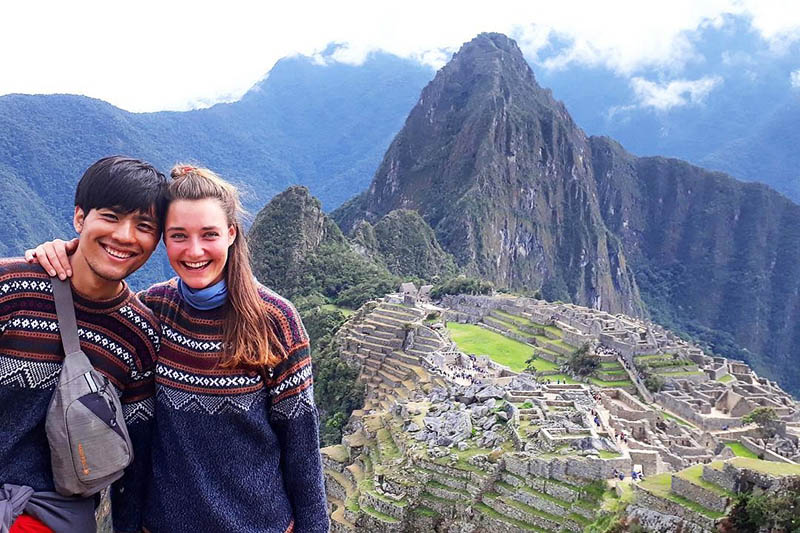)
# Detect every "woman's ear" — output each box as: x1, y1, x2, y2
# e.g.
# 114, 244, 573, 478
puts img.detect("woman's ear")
73, 206, 85, 233
228, 224, 237, 247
